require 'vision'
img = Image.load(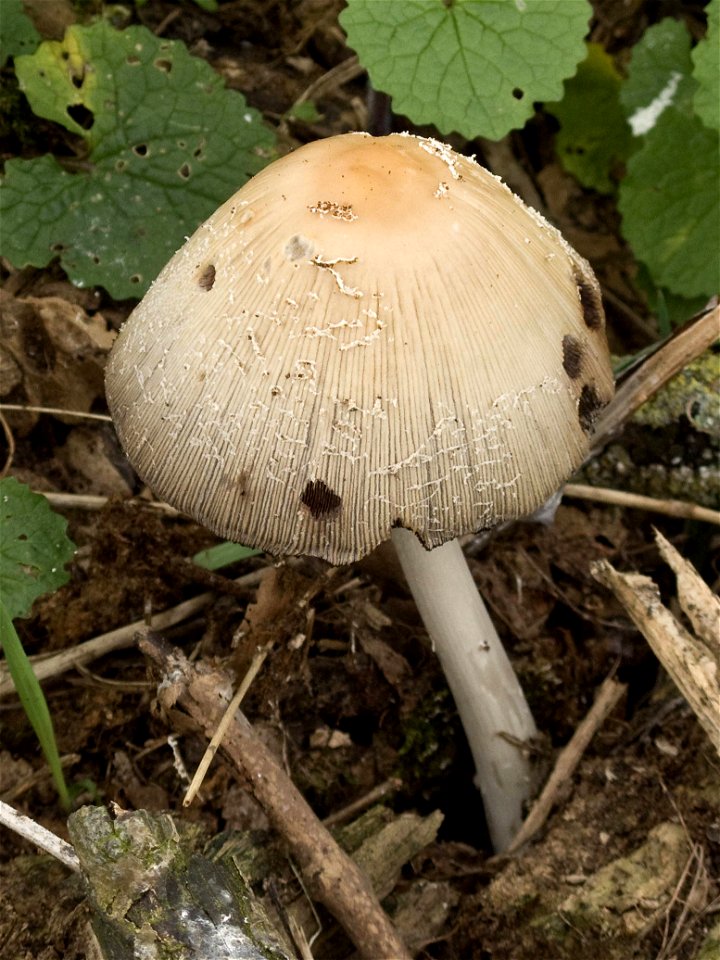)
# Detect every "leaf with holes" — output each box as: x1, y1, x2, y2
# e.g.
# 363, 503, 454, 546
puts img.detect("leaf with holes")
340, 0, 591, 140
546, 43, 634, 194
692, 0, 719, 131
0, 0, 41, 66
0, 477, 76, 621
0, 21, 274, 298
